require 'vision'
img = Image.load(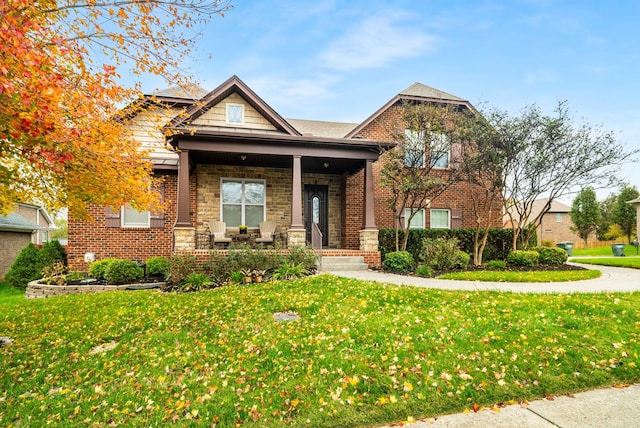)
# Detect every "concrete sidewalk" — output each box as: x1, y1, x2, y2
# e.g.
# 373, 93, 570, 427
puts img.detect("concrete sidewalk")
379, 383, 640, 428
